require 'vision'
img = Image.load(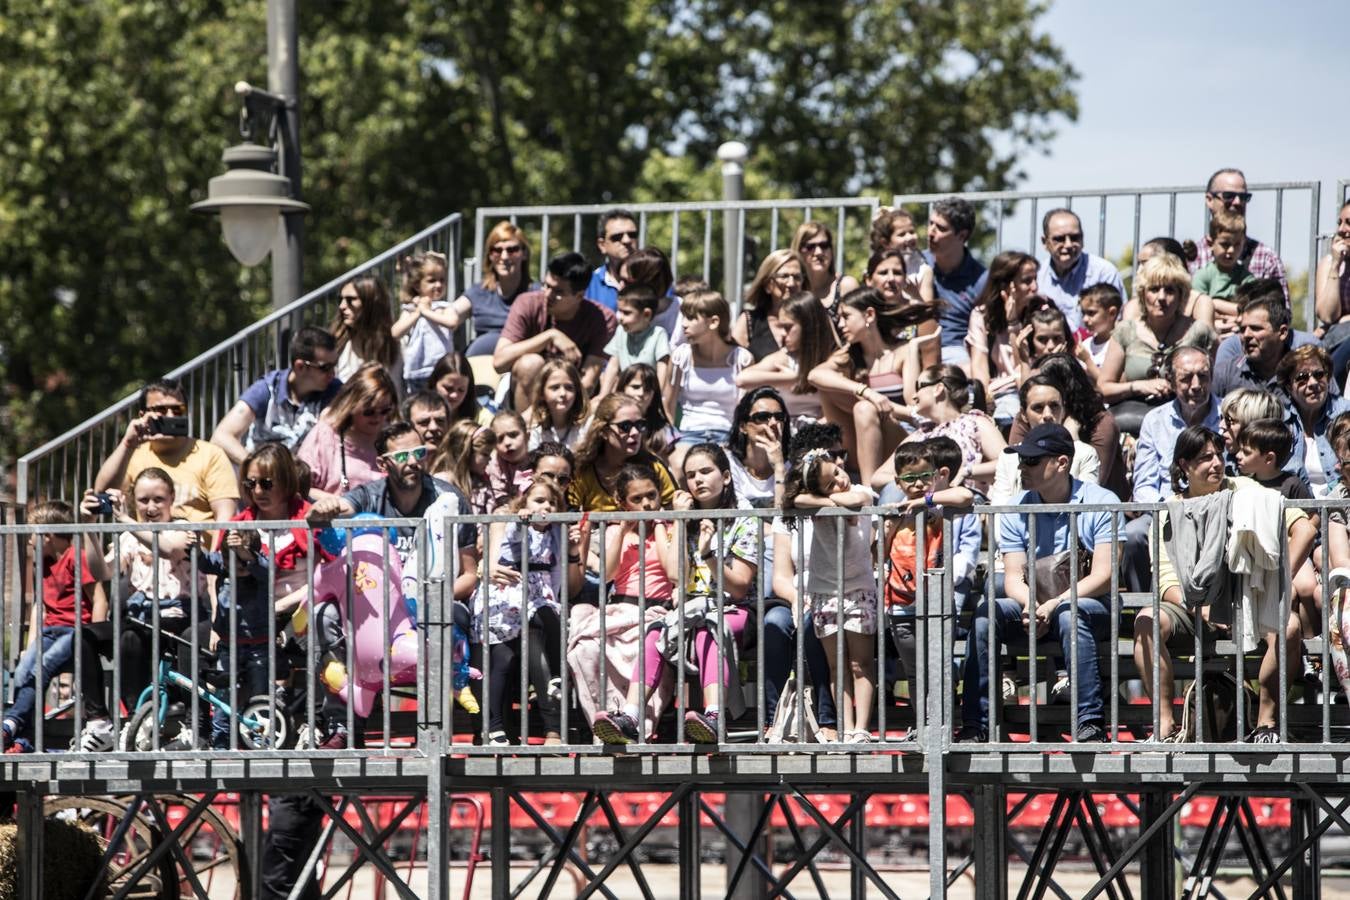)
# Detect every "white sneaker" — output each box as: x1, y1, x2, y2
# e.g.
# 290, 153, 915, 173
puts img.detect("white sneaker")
74, 717, 115, 752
